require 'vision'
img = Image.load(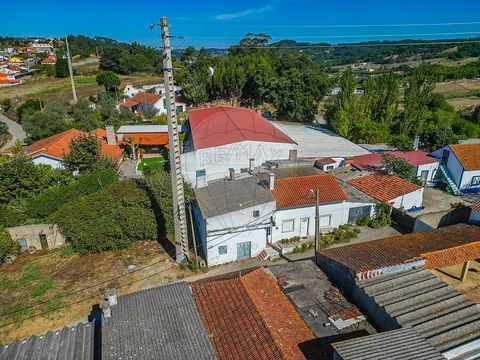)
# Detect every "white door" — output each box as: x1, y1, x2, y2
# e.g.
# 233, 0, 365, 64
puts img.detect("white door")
300, 218, 309, 237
